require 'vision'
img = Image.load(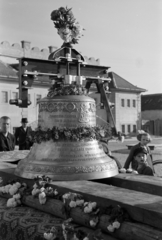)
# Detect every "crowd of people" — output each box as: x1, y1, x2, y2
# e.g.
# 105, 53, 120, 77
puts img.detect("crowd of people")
0, 116, 155, 176
0, 116, 33, 152
99, 130, 155, 176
